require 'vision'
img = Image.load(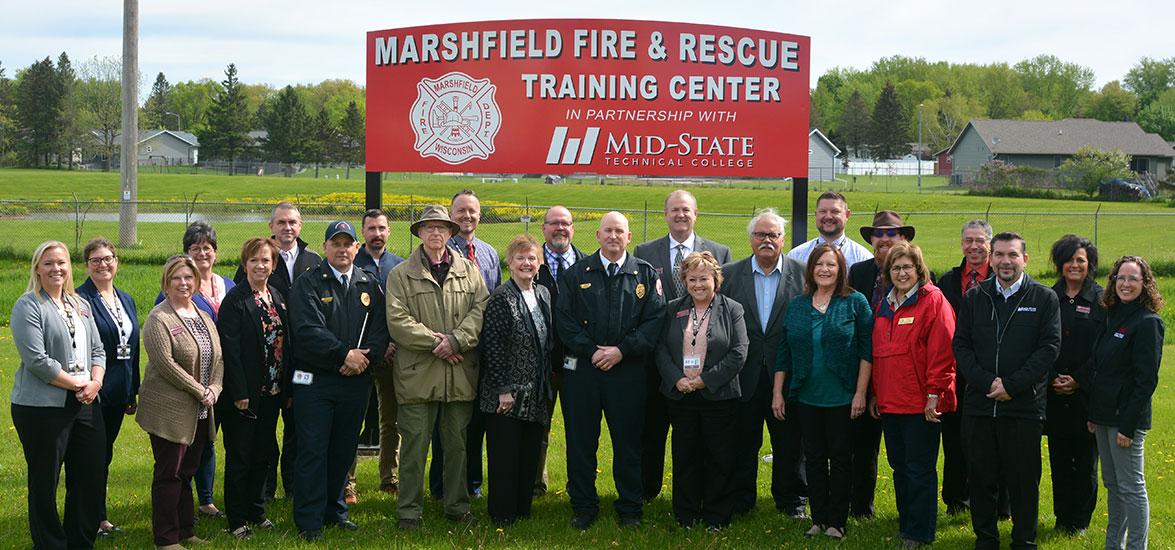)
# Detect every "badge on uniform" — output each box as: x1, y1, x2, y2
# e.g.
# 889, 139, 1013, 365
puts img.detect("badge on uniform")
360, 292, 371, 307
635, 283, 646, 299
898, 316, 915, 325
